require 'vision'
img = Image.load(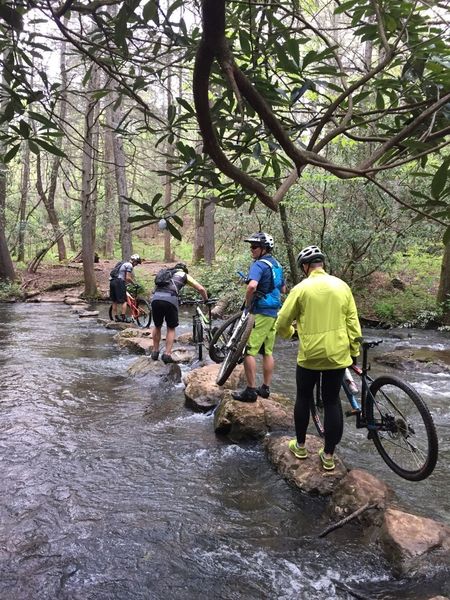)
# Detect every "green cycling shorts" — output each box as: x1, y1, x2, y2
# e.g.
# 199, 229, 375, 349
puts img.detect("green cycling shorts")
246, 314, 277, 356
